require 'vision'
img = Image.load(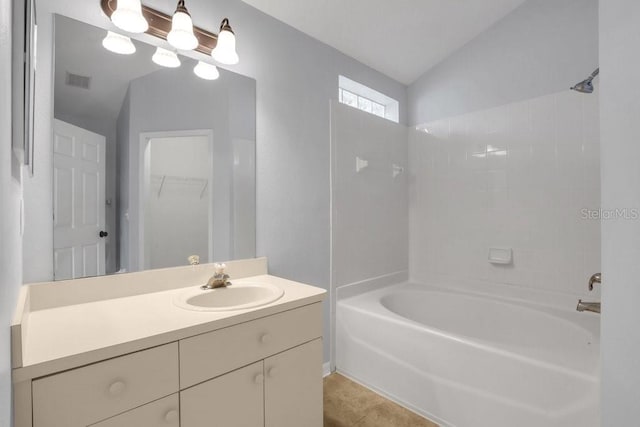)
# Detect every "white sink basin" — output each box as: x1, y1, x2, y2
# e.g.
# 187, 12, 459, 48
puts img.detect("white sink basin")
174, 281, 284, 312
